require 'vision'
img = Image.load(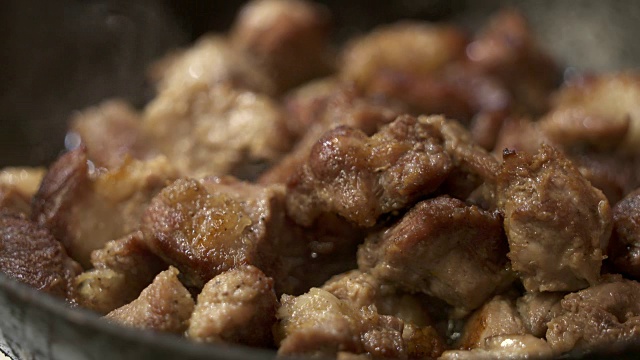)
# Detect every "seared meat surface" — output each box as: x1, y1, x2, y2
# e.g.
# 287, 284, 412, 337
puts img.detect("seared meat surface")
610, 189, 640, 279
0, 211, 81, 301
187, 265, 278, 347
516, 292, 564, 338
497, 145, 611, 292
105, 266, 194, 334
